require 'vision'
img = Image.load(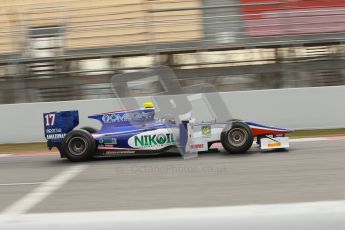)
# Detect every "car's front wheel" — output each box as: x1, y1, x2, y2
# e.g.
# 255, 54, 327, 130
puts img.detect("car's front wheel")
221, 121, 253, 154
62, 129, 96, 161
